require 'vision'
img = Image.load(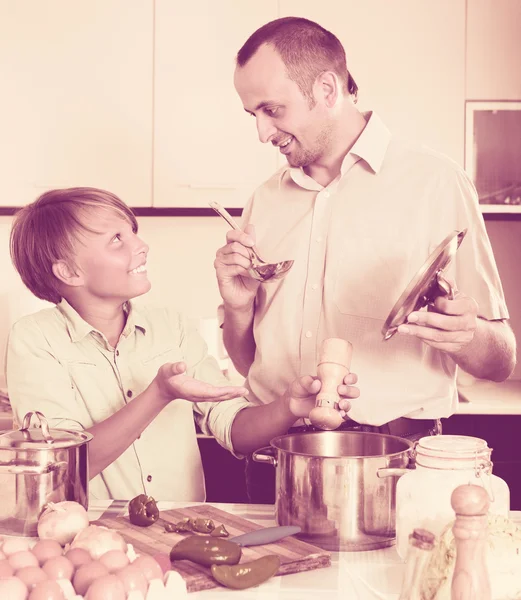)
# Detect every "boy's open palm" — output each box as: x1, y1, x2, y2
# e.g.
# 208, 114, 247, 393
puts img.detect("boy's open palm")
155, 362, 248, 403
